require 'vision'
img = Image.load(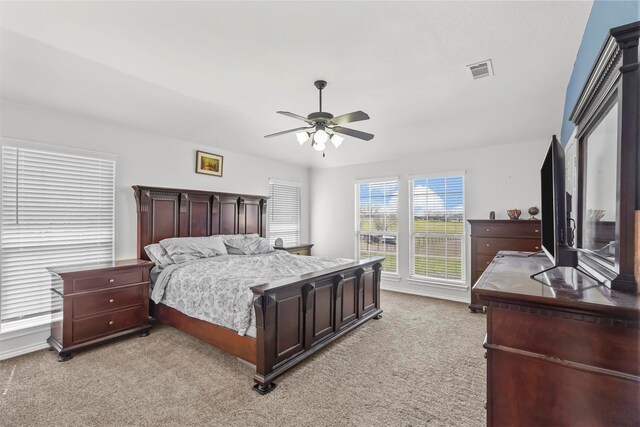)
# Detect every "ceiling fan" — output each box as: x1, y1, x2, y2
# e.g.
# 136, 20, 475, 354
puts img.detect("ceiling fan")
264, 80, 374, 155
